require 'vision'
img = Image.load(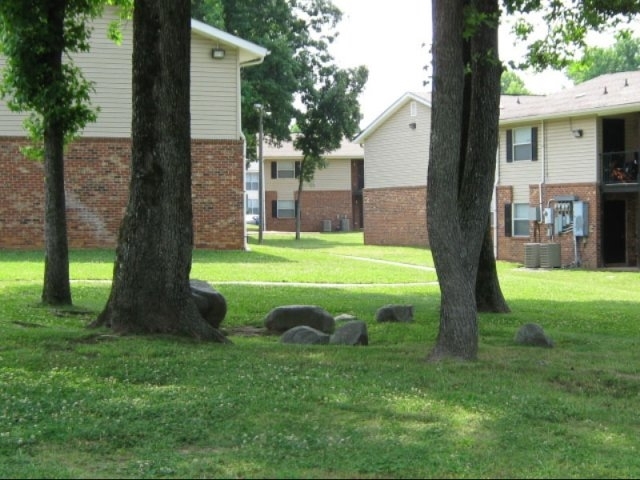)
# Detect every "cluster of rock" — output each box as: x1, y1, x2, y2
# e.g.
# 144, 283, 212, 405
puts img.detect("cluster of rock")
262, 303, 415, 346
190, 280, 554, 349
